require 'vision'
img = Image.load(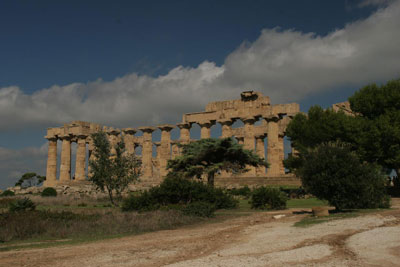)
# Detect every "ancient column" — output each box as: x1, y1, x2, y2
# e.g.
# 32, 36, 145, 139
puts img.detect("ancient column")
171, 140, 180, 159
107, 128, 120, 156
177, 122, 191, 144
158, 124, 174, 177
255, 134, 266, 176
218, 119, 234, 138
242, 116, 256, 176
44, 135, 58, 187
59, 134, 72, 182
278, 134, 286, 175
122, 128, 137, 155
75, 134, 87, 181
266, 115, 281, 176
139, 127, 155, 178
198, 120, 214, 139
